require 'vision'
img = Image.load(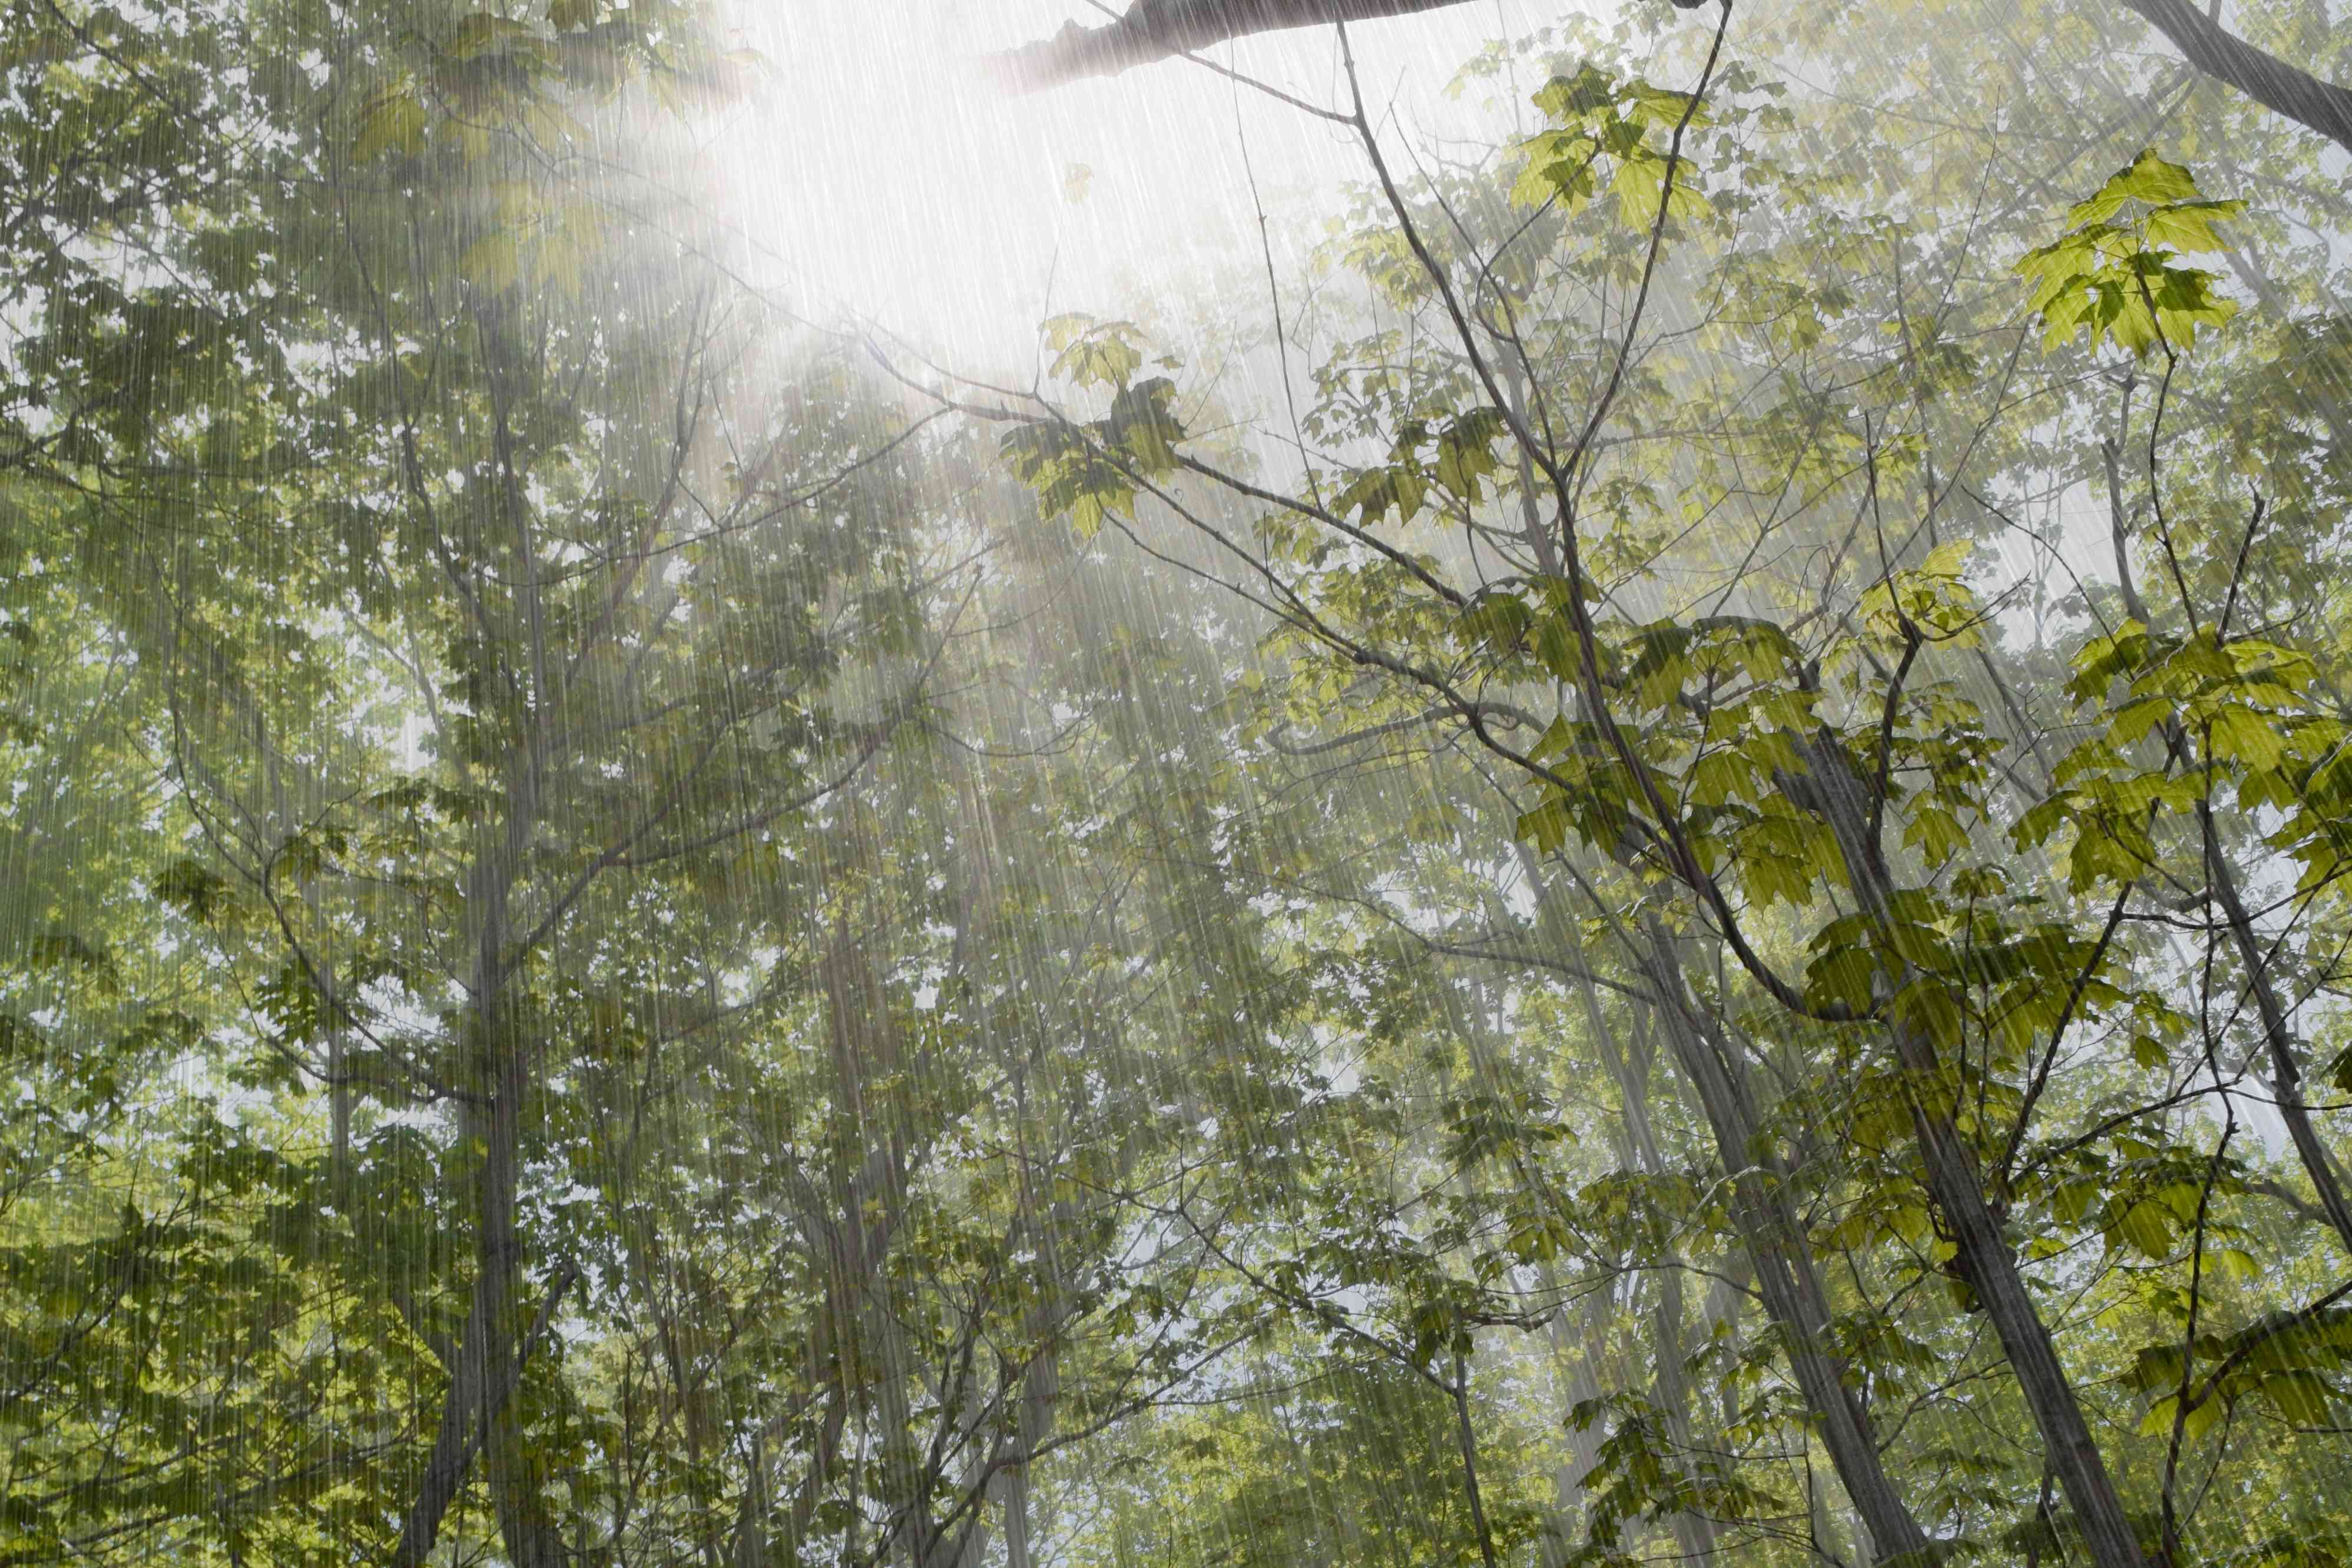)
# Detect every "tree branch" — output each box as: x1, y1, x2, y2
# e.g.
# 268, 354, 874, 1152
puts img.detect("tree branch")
2116, 0, 2352, 151
989, 0, 1474, 91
